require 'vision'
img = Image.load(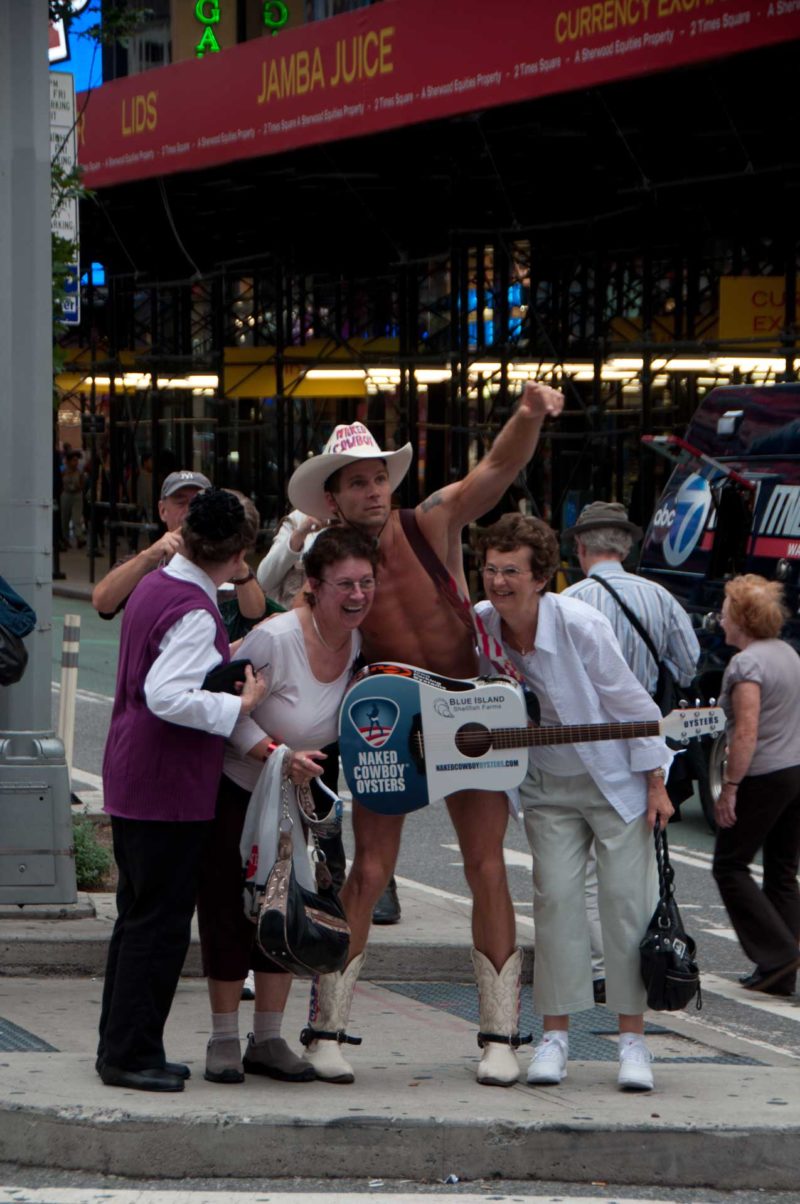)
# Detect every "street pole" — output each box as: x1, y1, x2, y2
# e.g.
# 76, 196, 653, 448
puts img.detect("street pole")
0, 0, 76, 903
